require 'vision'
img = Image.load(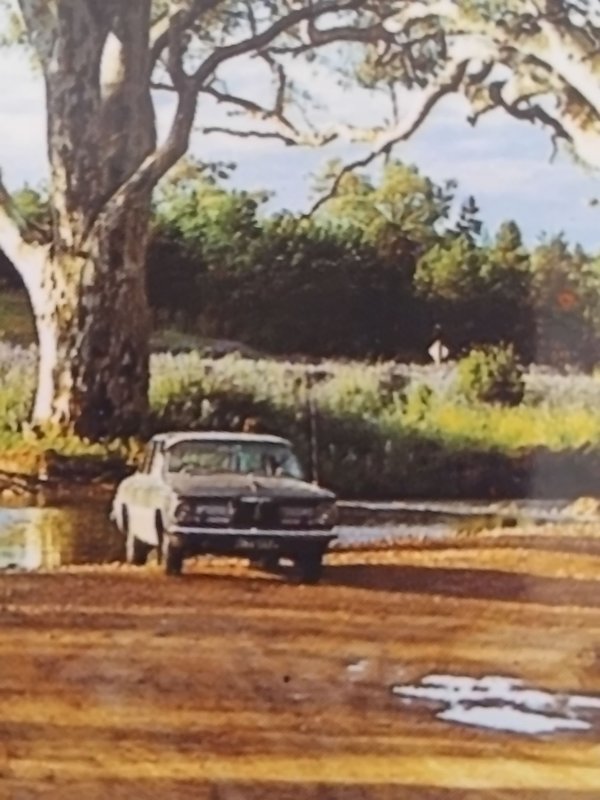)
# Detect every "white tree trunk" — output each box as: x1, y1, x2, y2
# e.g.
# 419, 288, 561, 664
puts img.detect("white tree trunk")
13, 0, 158, 437
27, 202, 152, 437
